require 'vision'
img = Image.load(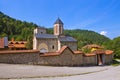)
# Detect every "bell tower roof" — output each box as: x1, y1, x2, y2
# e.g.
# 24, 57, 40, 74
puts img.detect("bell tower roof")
54, 17, 63, 24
